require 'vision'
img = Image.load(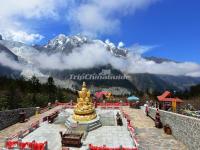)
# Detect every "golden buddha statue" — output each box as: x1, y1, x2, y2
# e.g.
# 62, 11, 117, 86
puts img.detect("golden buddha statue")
73, 82, 97, 122
105, 92, 113, 101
